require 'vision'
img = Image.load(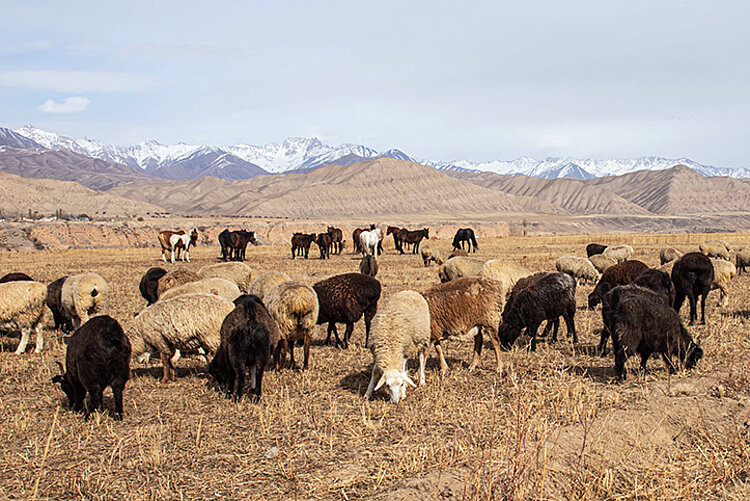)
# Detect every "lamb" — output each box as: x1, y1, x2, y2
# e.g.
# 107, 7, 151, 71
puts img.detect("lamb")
313, 273, 381, 349
610, 294, 702, 380
208, 295, 280, 401
422, 276, 505, 372
589, 254, 617, 274
359, 255, 379, 277
420, 243, 443, 267
139, 267, 167, 305
602, 244, 635, 263
46, 276, 72, 332
199, 262, 252, 293
660, 248, 683, 265
127, 293, 235, 382
155, 268, 200, 298
555, 256, 600, 285
159, 277, 241, 303
0, 272, 33, 283
52, 316, 131, 420
587, 260, 649, 309
248, 271, 292, 301
437, 257, 484, 283
61, 272, 108, 329
737, 247, 750, 275
672, 252, 714, 325
364, 290, 431, 403
264, 281, 319, 370
0, 281, 48, 354
586, 243, 607, 257
498, 272, 577, 351
479, 260, 533, 292
710, 258, 737, 307
699, 241, 731, 261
